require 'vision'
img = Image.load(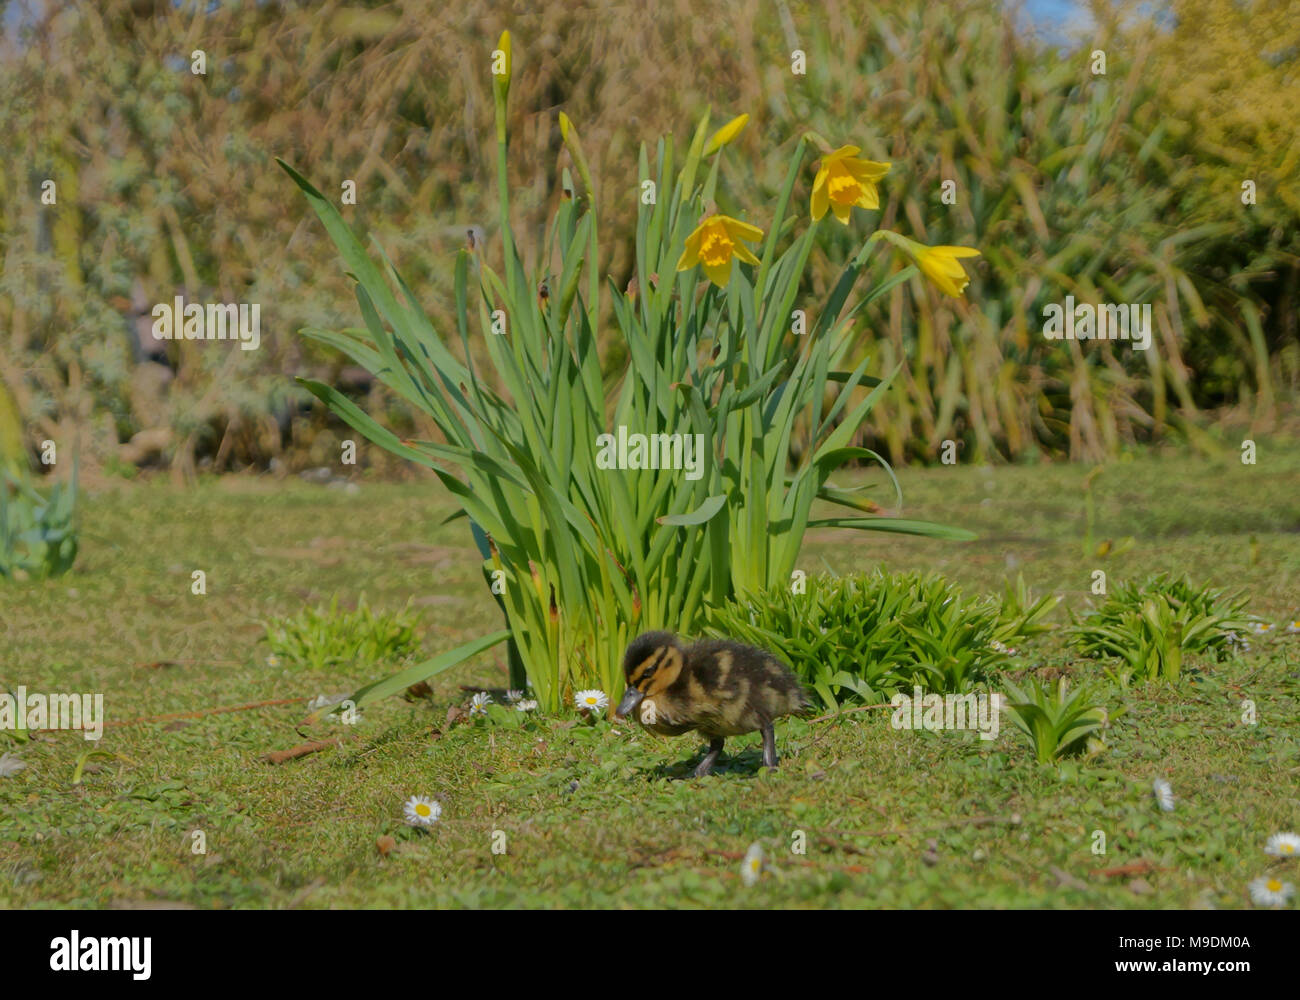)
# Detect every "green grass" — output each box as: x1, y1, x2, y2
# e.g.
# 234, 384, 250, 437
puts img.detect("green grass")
1, 446, 1298, 908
